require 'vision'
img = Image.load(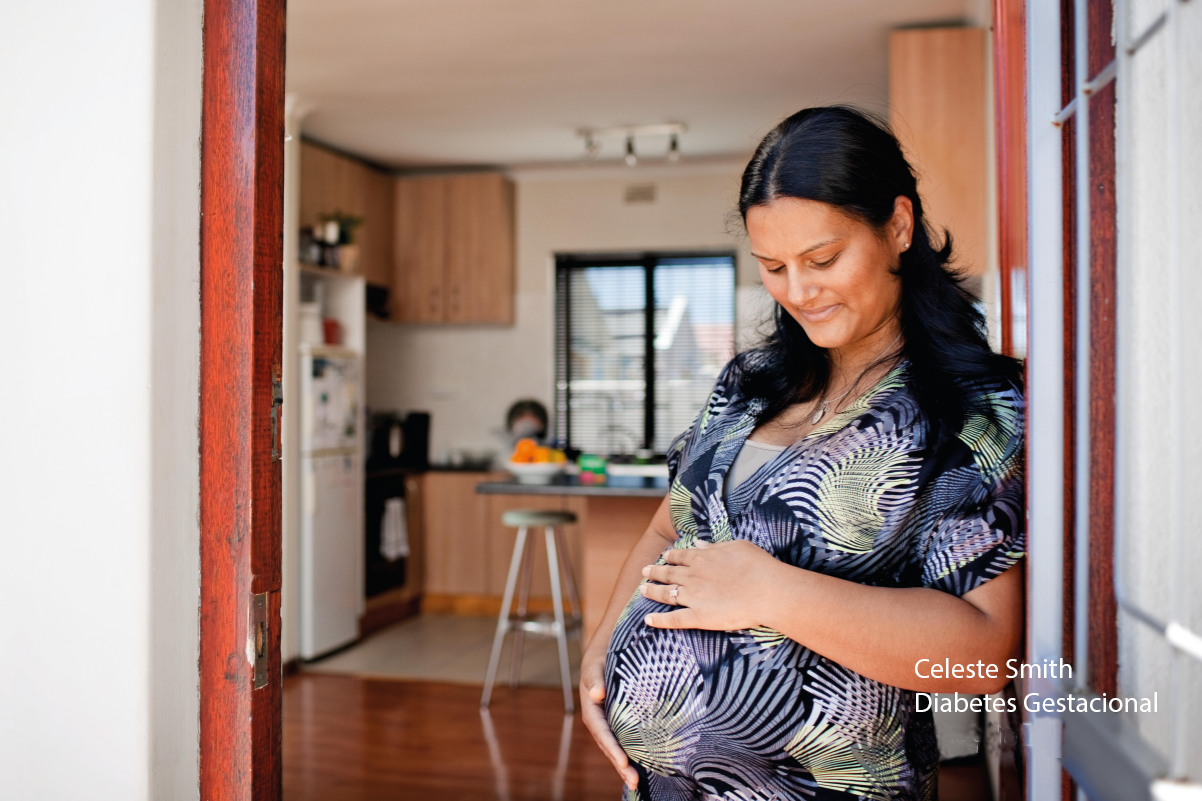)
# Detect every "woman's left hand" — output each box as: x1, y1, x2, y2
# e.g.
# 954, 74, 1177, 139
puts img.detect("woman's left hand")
639, 540, 785, 630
